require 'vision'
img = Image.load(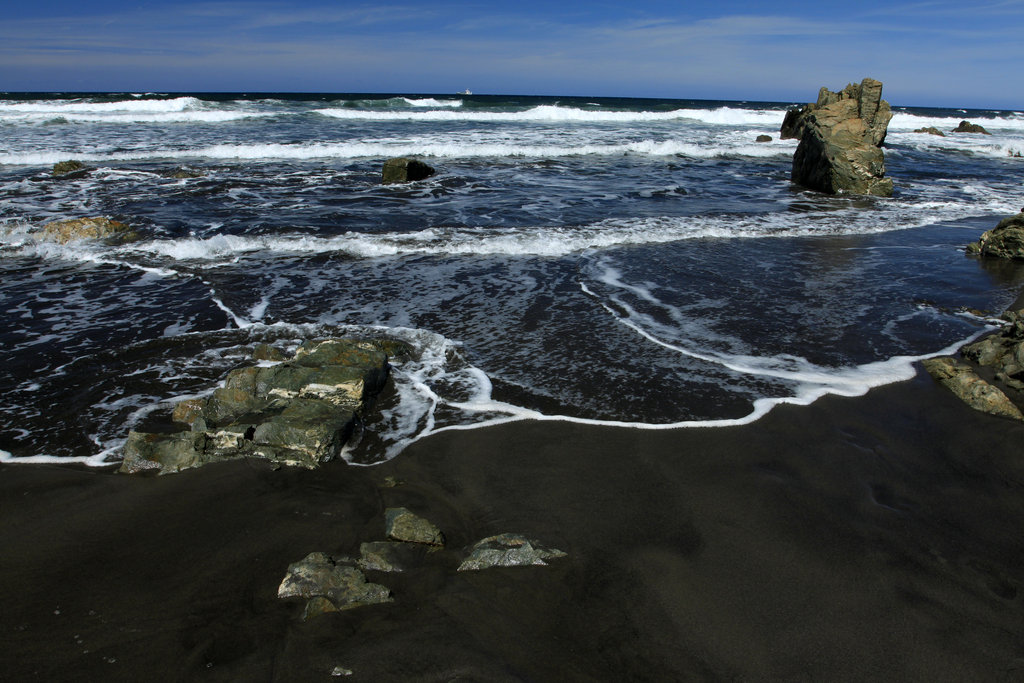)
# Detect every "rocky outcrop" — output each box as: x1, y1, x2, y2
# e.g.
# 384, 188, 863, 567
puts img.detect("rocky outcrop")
923, 307, 1024, 420
382, 157, 436, 184
120, 338, 401, 474
787, 78, 894, 196
966, 213, 1024, 259
40, 217, 139, 244
953, 120, 991, 135
914, 127, 945, 137
458, 534, 567, 571
922, 357, 1024, 421
755, 135, 772, 143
